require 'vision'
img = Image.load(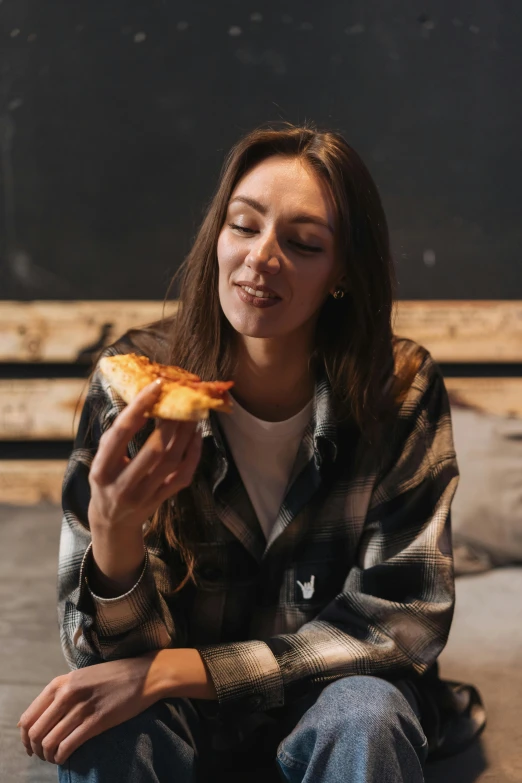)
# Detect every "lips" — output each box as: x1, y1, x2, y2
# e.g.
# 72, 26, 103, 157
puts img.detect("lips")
234, 281, 281, 299
235, 284, 282, 309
